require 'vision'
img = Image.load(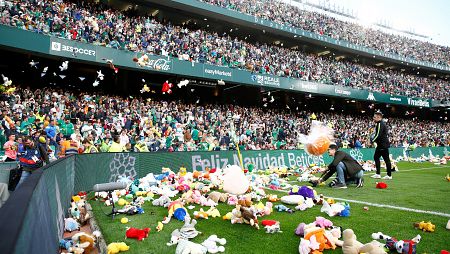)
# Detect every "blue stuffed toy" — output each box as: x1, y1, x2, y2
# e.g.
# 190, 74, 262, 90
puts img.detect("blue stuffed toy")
59, 239, 73, 250
339, 203, 350, 217
274, 204, 294, 213
289, 186, 315, 199
173, 207, 187, 221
